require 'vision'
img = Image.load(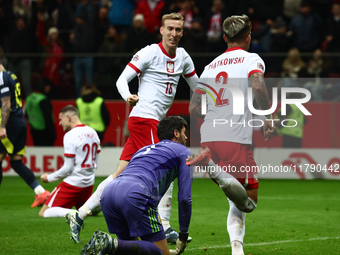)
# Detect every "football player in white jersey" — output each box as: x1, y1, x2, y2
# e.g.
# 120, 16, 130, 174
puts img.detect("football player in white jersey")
189, 15, 275, 255
65, 13, 197, 244
38, 105, 101, 218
